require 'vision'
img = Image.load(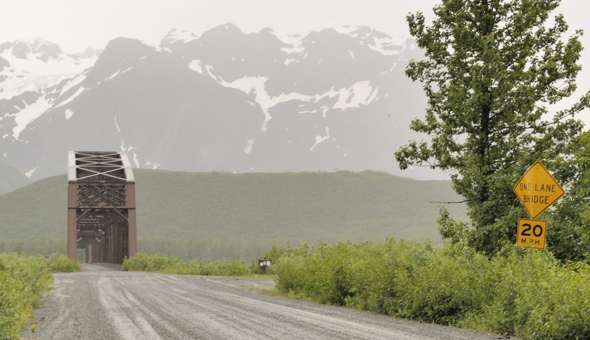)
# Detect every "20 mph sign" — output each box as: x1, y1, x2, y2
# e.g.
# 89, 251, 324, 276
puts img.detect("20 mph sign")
516, 219, 547, 249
